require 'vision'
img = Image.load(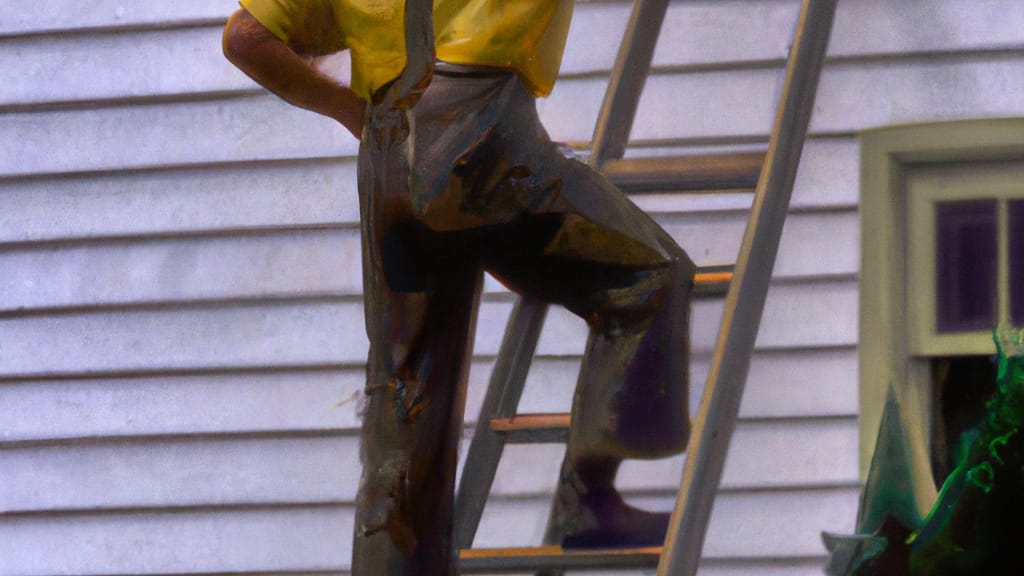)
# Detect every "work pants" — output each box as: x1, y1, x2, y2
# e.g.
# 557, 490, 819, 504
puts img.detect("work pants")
352, 67, 695, 576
